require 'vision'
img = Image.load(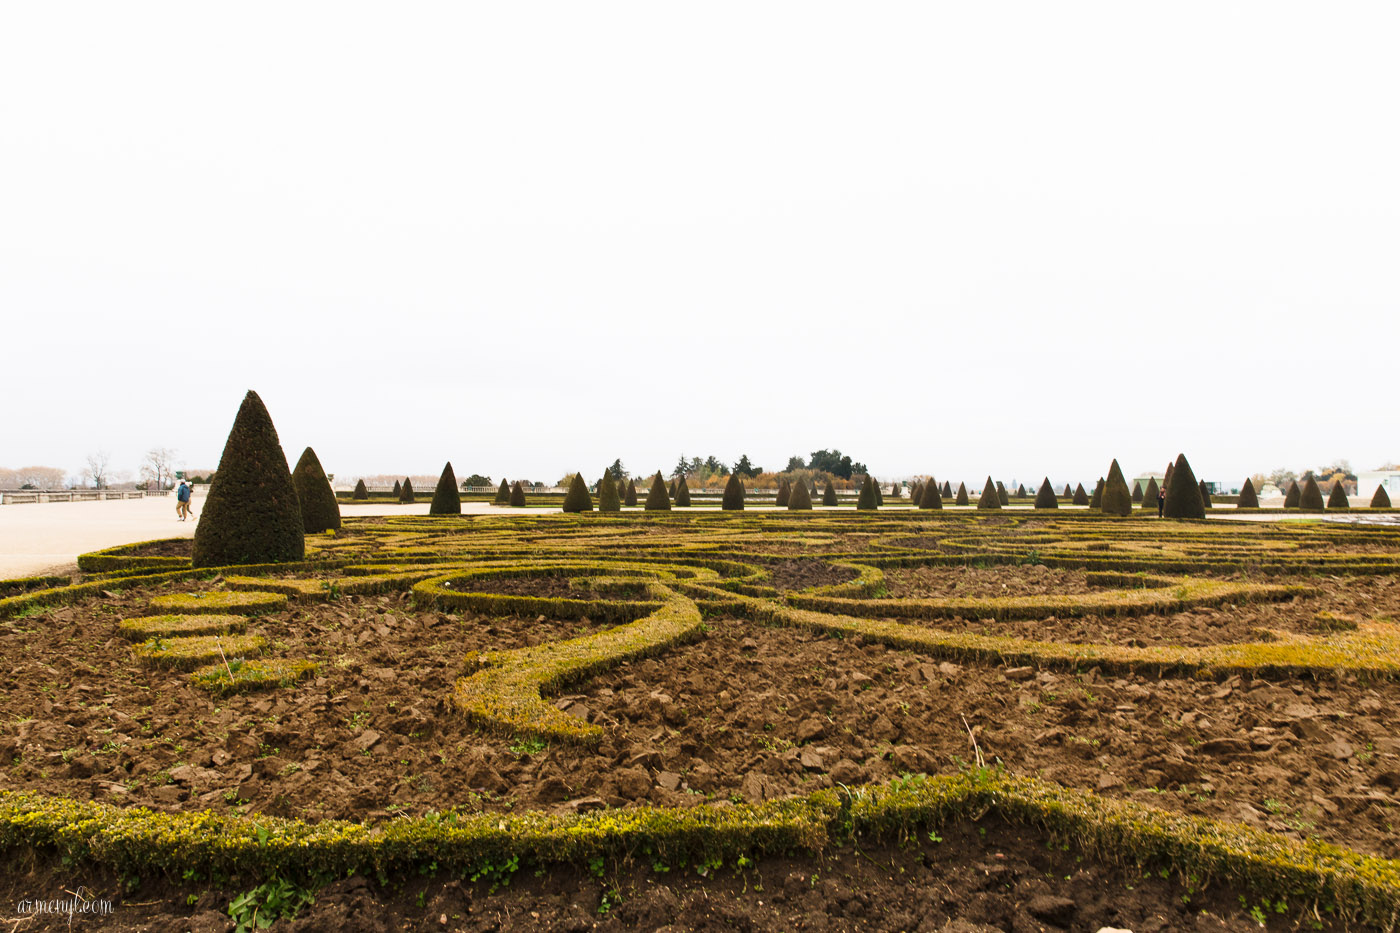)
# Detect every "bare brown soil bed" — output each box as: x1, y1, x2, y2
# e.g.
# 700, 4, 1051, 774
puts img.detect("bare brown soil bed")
124, 538, 195, 558
0, 818, 1364, 932
761, 559, 858, 591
